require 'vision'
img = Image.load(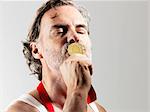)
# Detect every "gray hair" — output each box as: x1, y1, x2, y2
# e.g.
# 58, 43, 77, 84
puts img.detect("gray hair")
22, 0, 90, 81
